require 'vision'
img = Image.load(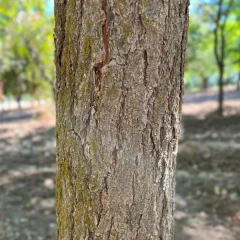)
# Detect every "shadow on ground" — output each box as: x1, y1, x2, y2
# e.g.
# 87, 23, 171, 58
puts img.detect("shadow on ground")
0, 104, 240, 240
175, 113, 240, 240
0, 119, 56, 240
